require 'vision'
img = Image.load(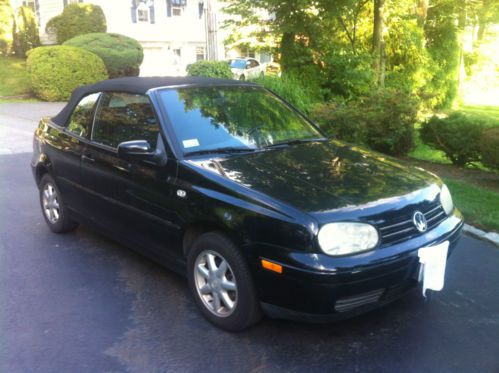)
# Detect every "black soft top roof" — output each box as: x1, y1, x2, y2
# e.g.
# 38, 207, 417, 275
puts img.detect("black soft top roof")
52, 76, 253, 126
